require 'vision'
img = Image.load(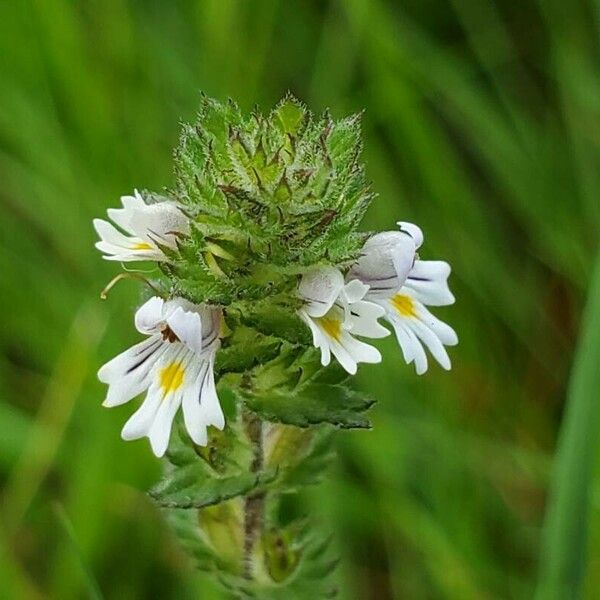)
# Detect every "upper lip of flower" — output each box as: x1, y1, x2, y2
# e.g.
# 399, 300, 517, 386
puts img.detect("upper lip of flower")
396, 221, 423, 249
134, 296, 222, 355
347, 222, 424, 296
